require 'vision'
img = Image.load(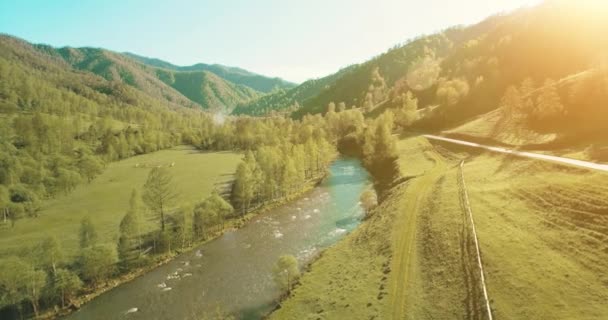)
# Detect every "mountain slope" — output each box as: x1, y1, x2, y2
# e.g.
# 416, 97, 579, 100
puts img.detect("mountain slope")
36, 44, 199, 108
232, 65, 358, 116
288, 1, 608, 147
31, 43, 262, 111
155, 68, 260, 111
125, 52, 296, 93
